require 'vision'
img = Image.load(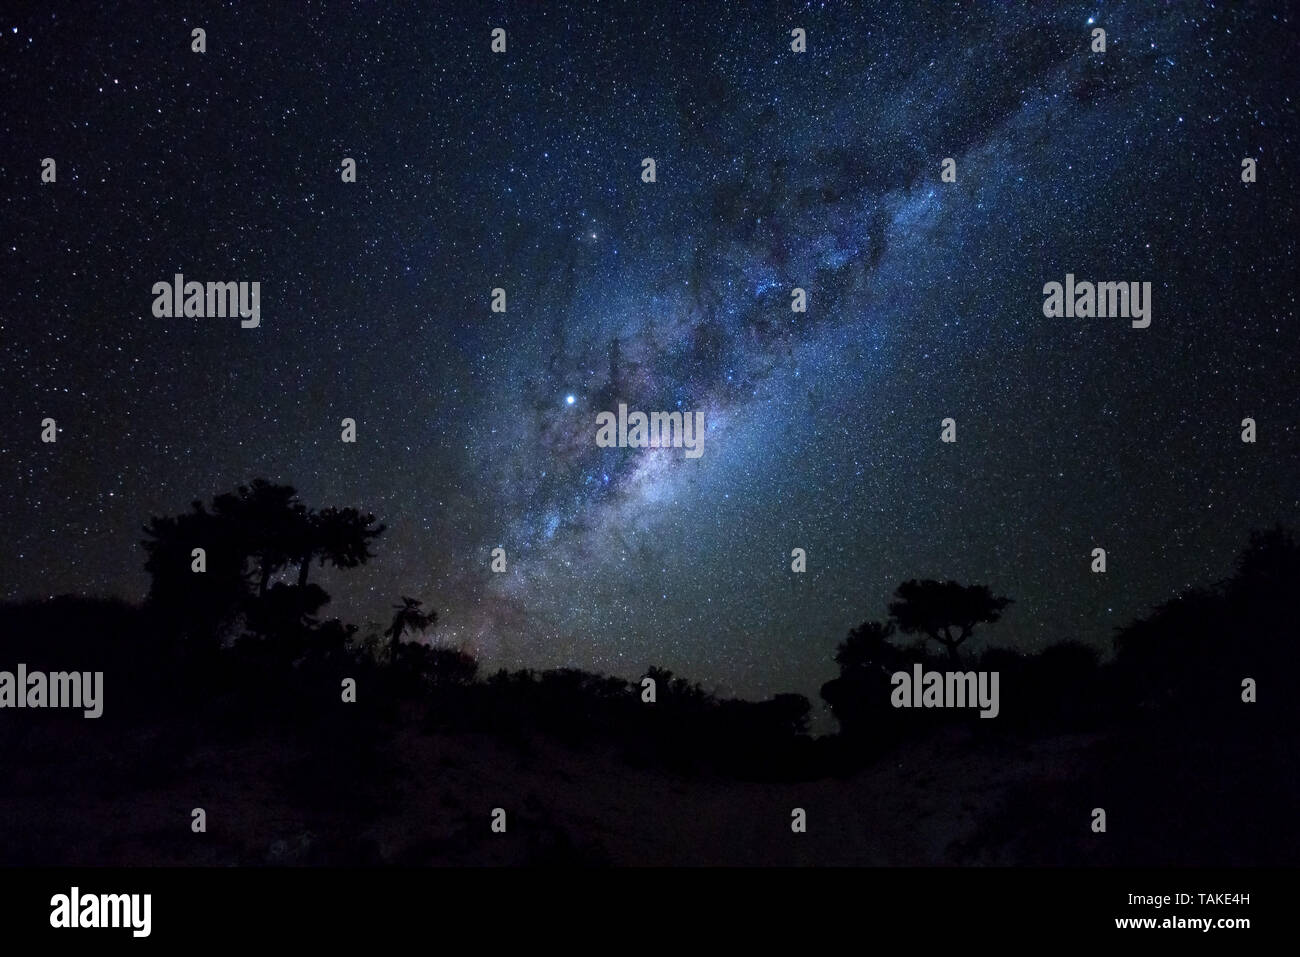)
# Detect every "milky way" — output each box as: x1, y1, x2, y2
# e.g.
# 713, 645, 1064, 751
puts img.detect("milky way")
2, 2, 1296, 711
